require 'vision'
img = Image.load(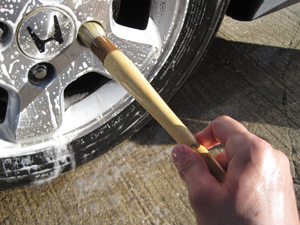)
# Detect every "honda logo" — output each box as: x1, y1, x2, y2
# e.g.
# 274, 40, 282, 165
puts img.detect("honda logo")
17, 7, 75, 60
27, 15, 64, 53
